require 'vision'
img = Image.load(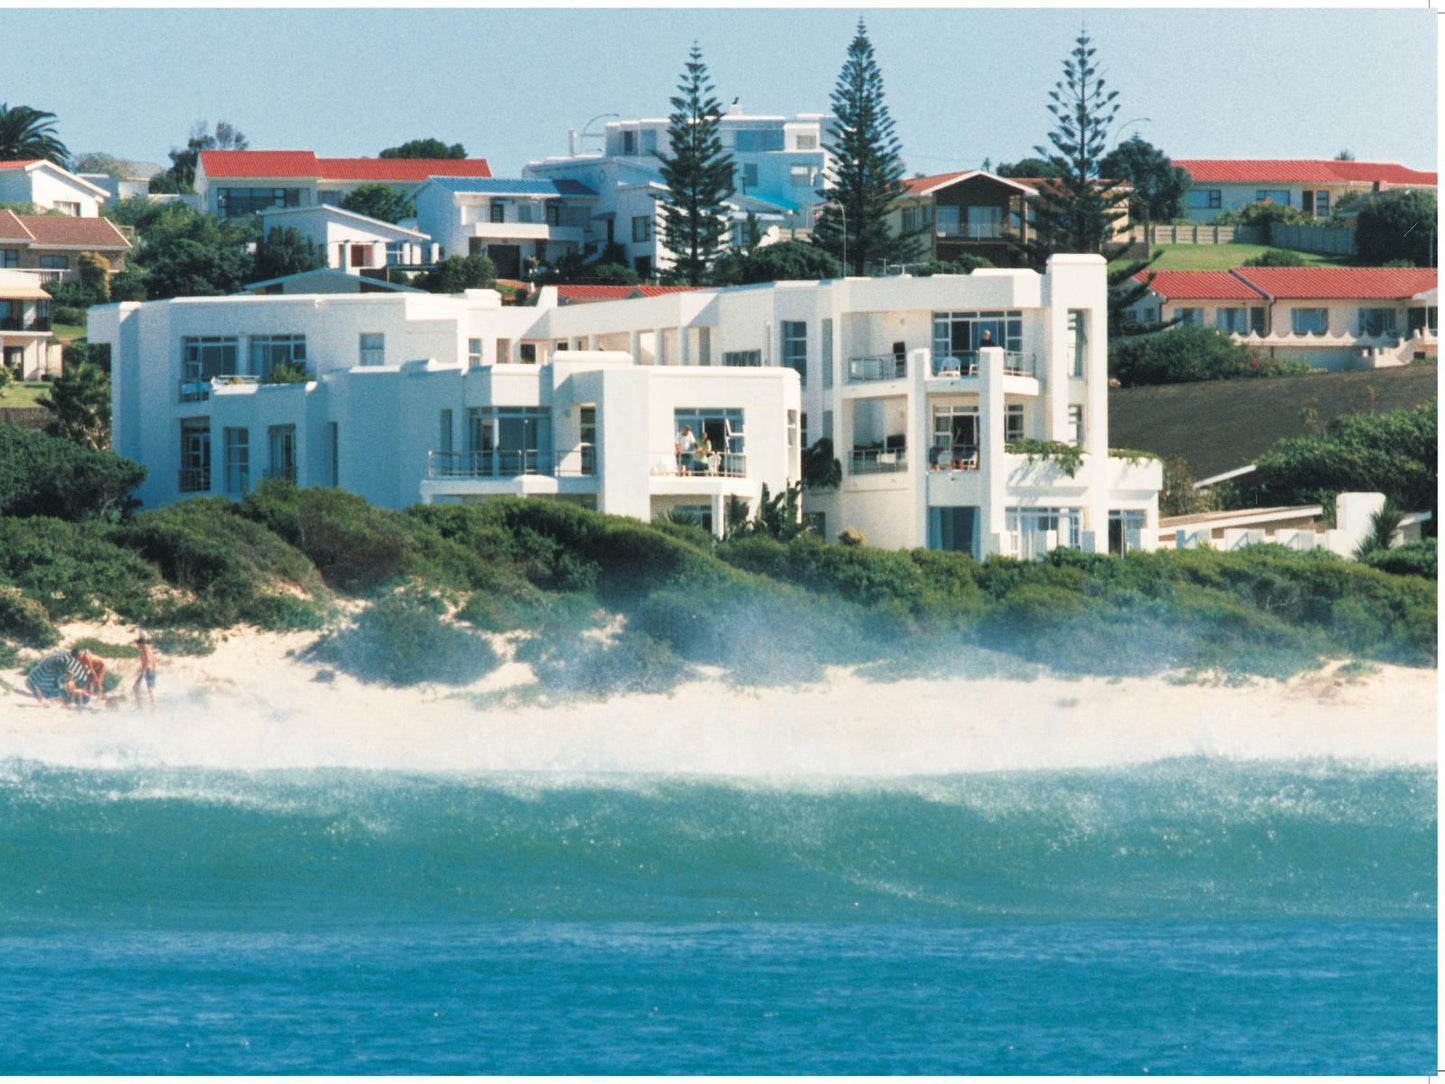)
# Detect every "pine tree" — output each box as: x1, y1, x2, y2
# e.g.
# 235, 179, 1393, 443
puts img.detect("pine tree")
1027, 30, 1130, 261
814, 20, 913, 275
656, 44, 735, 285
